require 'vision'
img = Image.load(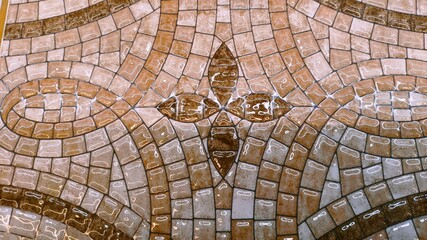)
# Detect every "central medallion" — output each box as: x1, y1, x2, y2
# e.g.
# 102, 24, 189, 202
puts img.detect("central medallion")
157, 43, 291, 177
